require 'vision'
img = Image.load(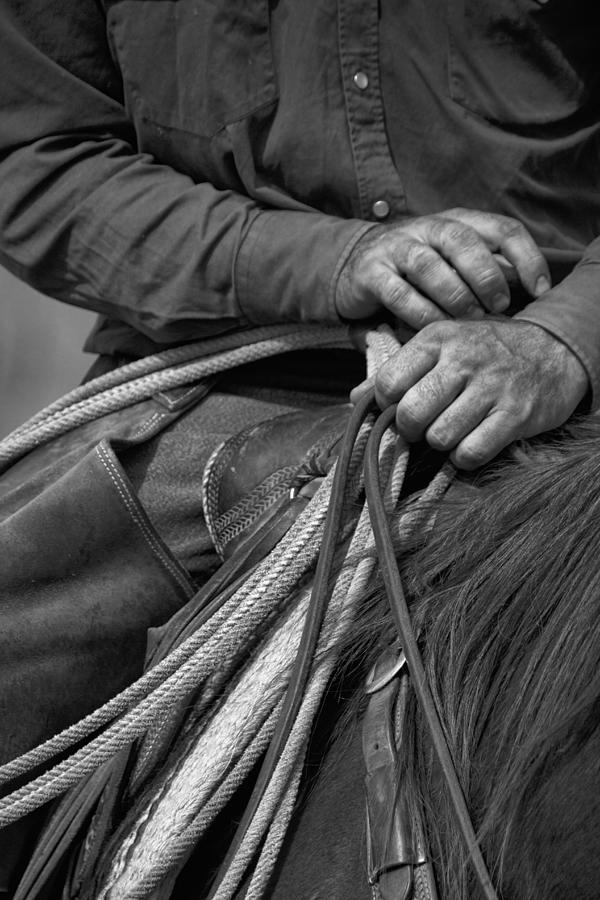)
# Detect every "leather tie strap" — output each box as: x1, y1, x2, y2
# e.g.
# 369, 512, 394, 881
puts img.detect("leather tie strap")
363, 646, 437, 900
364, 403, 499, 900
